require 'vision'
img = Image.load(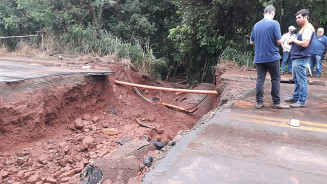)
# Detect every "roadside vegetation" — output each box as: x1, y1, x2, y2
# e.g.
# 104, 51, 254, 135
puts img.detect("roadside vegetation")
1, 0, 327, 84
